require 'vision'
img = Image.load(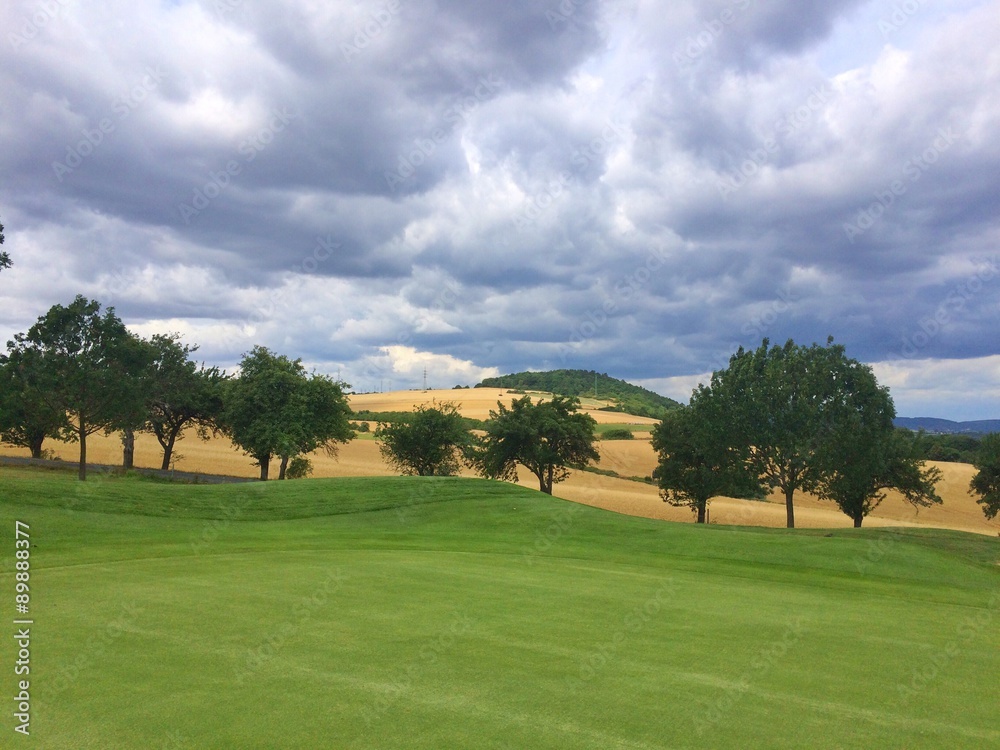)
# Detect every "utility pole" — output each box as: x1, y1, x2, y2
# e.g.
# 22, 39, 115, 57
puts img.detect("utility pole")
423, 368, 428, 391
